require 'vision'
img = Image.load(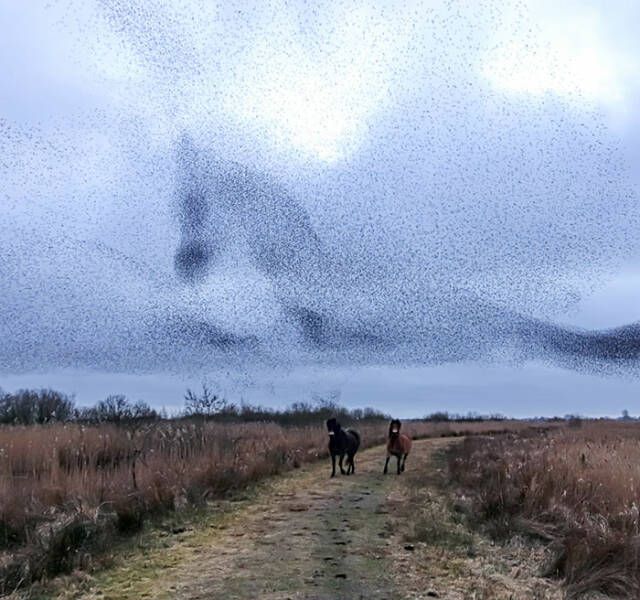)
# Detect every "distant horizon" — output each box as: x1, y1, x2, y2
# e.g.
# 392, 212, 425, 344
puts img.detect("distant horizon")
3, 360, 639, 420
